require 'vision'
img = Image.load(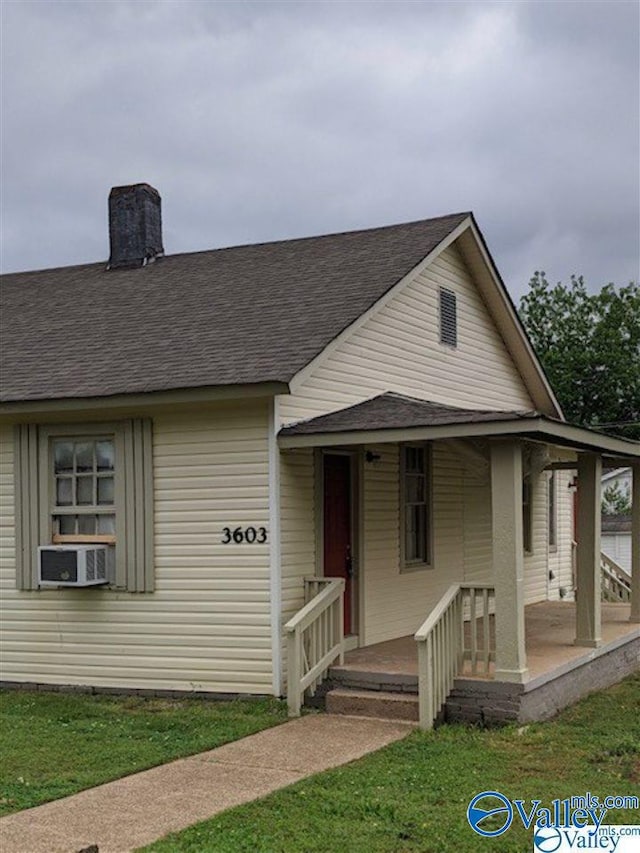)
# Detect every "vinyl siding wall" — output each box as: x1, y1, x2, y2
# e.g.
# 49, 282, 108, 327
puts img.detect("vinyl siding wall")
279, 447, 316, 676
362, 442, 466, 646
278, 240, 554, 654
279, 242, 535, 427
601, 534, 632, 574
549, 470, 577, 599
523, 471, 549, 604
0, 400, 274, 695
